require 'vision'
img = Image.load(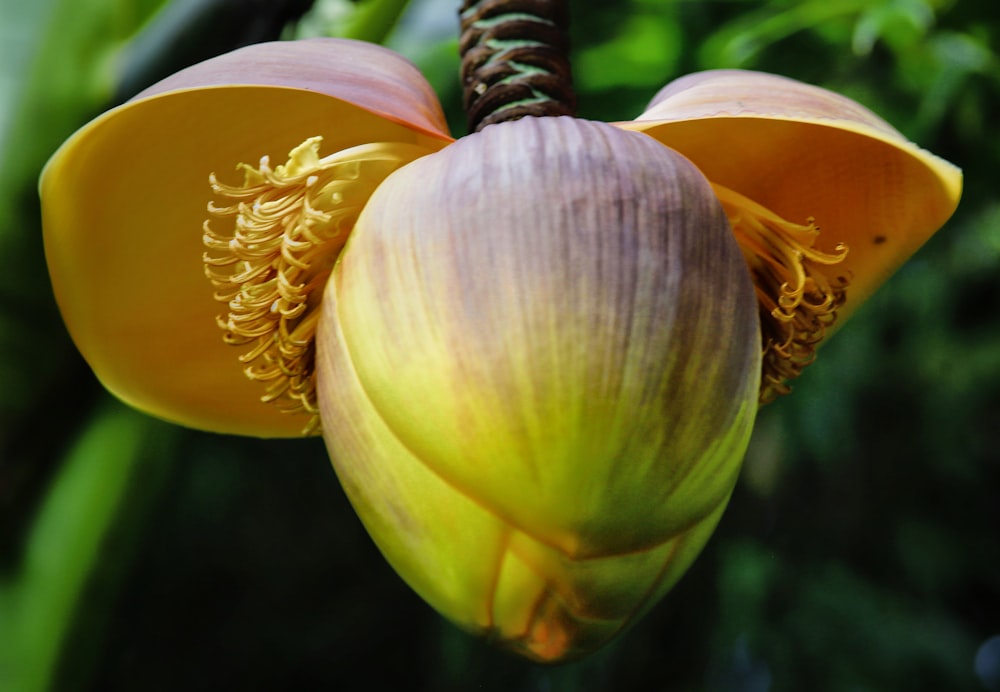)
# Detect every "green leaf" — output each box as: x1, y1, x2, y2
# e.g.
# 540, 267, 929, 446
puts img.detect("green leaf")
0, 402, 176, 692
698, 0, 869, 68
293, 0, 411, 44
576, 13, 682, 91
